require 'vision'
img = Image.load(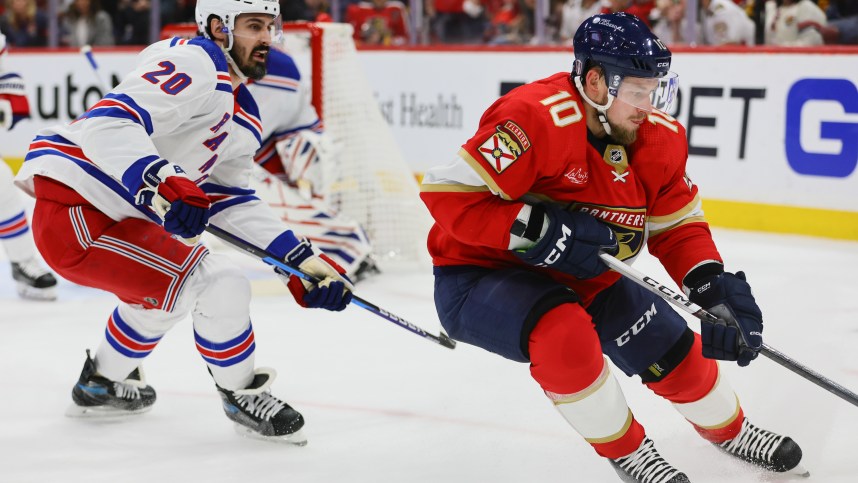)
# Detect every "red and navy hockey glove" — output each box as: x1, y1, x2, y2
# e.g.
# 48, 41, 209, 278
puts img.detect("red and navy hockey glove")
138, 160, 210, 239
0, 72, 31, 130
514, 203, 618, 279
686, 268, 763, 367
283, 238, 354, 311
